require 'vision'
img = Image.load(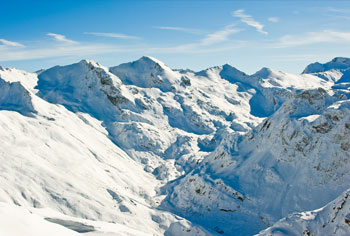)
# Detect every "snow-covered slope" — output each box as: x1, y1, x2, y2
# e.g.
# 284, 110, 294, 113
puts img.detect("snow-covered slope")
0, 202, 155, 236
258, 189, 350, 236
0, 79, 168, 235
0, 203, 80, 236
0, 56, 349, 235
163, 59, 350, 235
0, 64, 210, 235
0, 78, 36, 116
